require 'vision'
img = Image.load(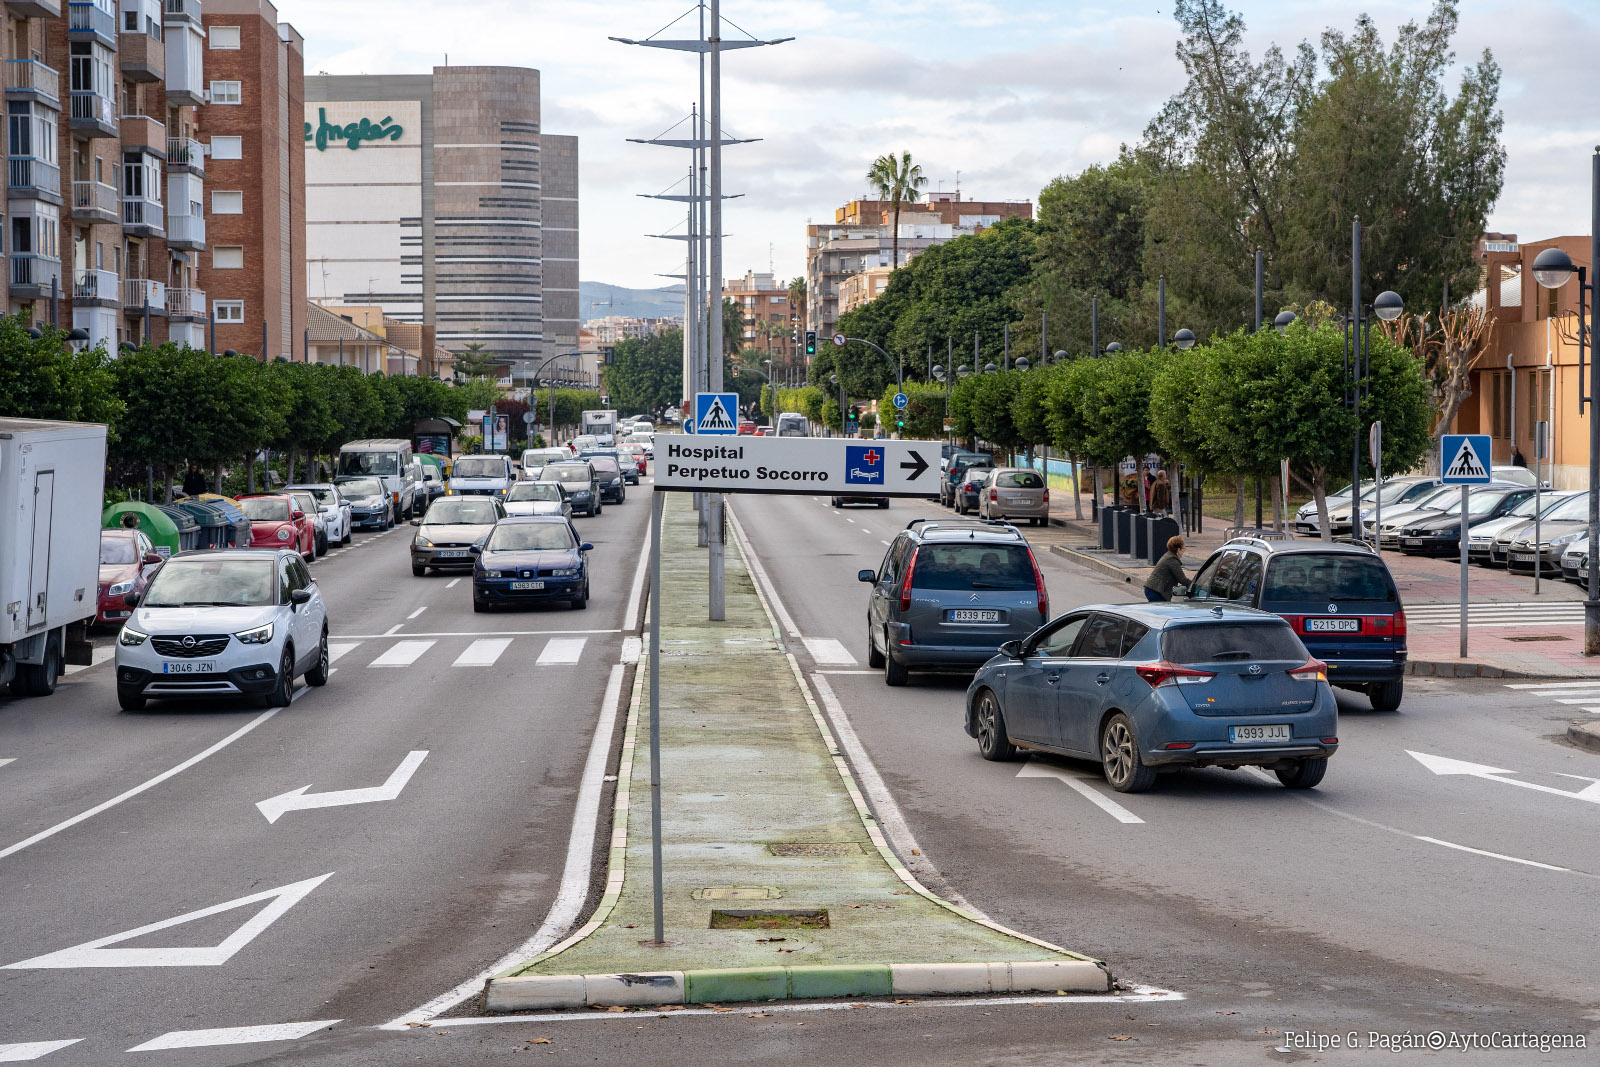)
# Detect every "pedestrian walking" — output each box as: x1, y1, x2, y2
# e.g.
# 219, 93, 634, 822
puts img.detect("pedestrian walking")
1510, 446, 1527, 468
1150, 470, 1172, 513
1144, 535, 1188, 602
182, 463, 206, 498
